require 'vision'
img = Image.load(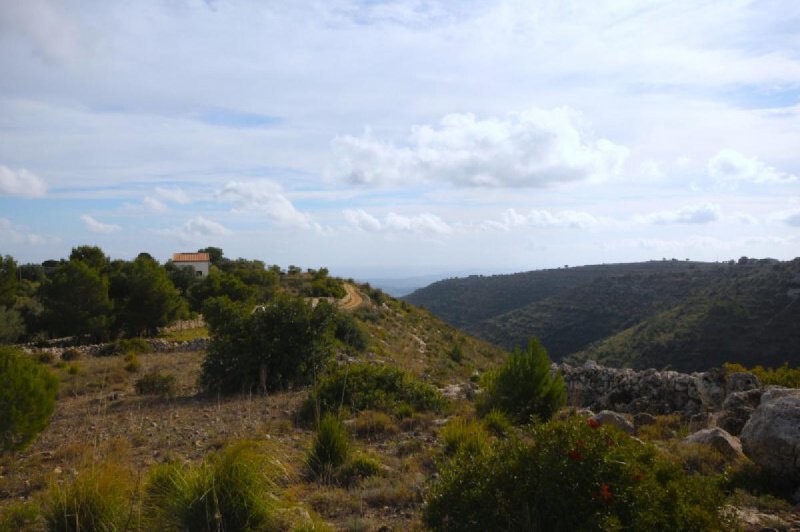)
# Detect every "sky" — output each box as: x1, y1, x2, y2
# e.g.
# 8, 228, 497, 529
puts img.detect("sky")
1, 0, 799, 279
